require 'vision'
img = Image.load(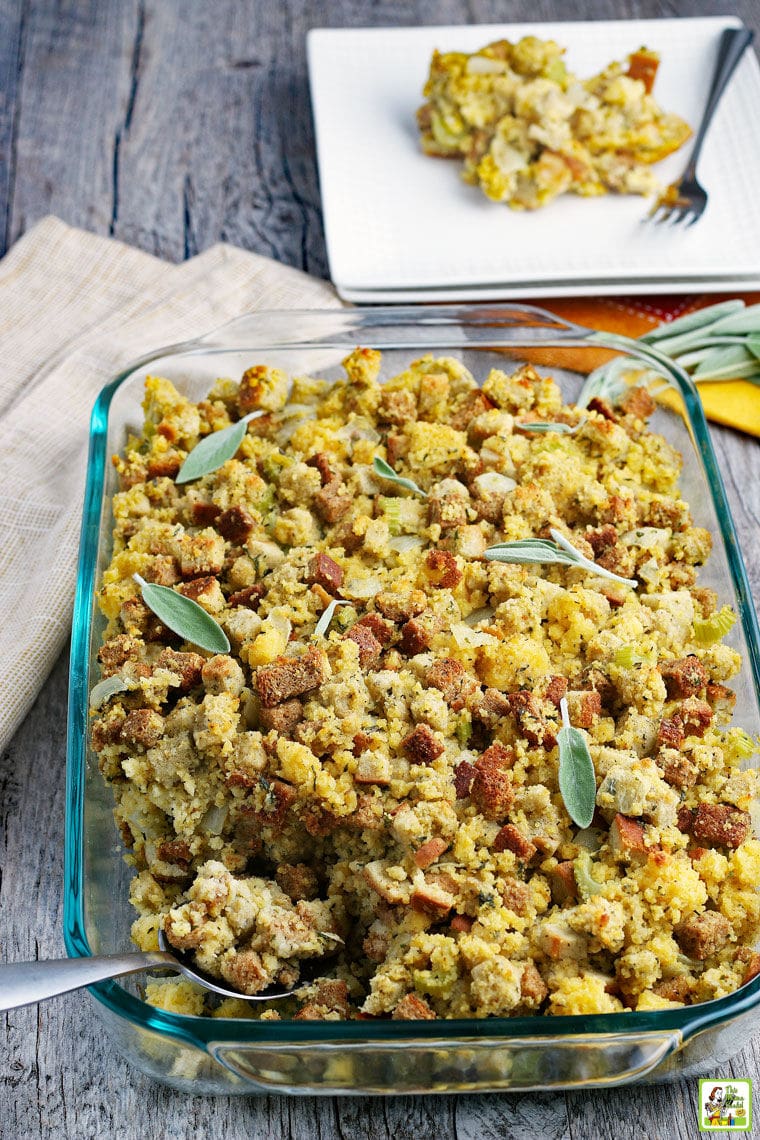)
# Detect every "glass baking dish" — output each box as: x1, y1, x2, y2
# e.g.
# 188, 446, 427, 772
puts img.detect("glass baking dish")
65, 303, 760, 1095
